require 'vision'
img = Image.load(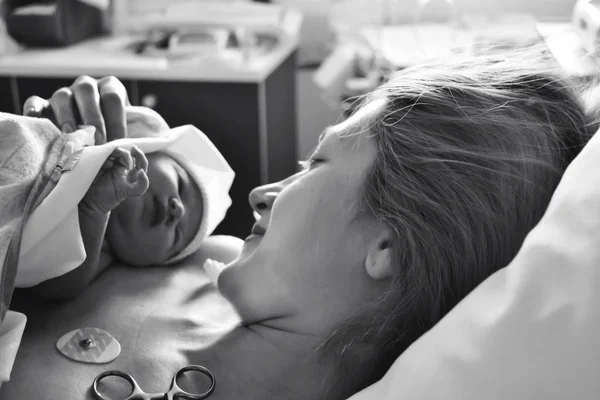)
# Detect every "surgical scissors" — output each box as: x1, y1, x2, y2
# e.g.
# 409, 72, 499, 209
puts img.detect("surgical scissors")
92, 365, 215, 400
